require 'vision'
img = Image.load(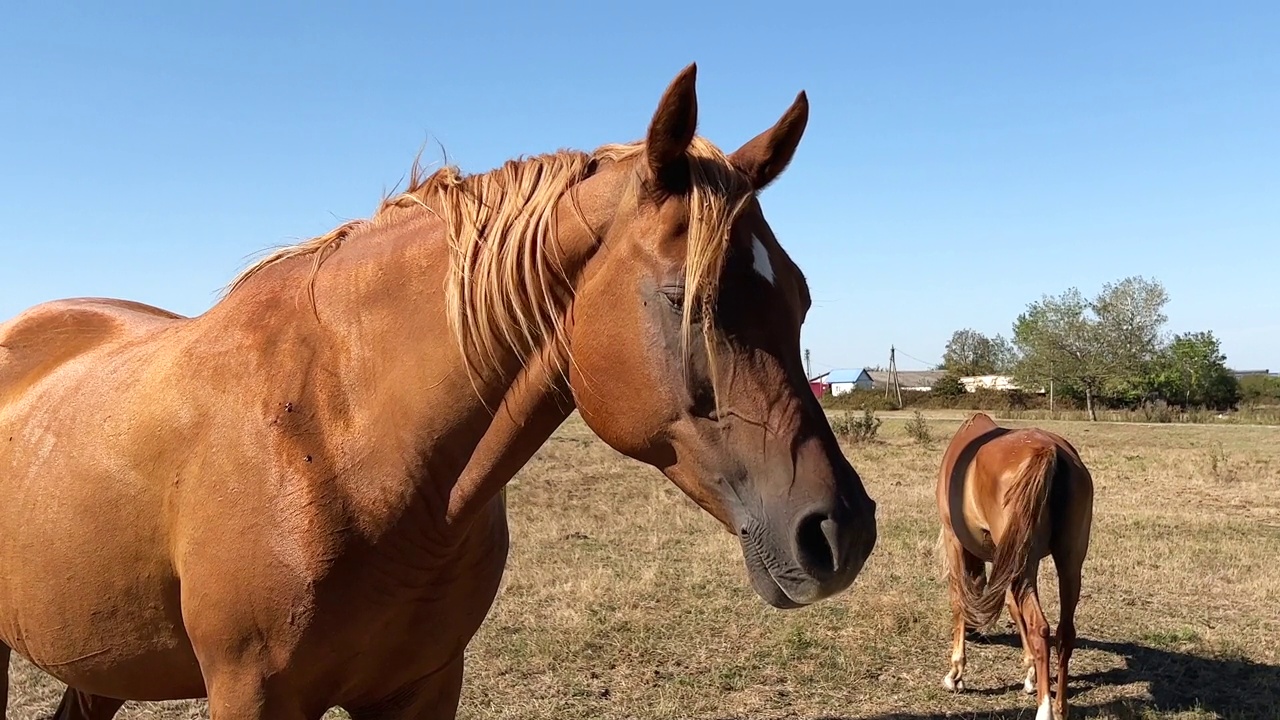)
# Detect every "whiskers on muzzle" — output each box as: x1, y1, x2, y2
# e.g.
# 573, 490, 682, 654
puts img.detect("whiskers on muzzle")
737, 502, 875, 608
